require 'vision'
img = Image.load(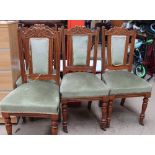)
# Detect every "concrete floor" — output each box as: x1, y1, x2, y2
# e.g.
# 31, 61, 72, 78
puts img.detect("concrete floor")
0, 77, 155, 135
